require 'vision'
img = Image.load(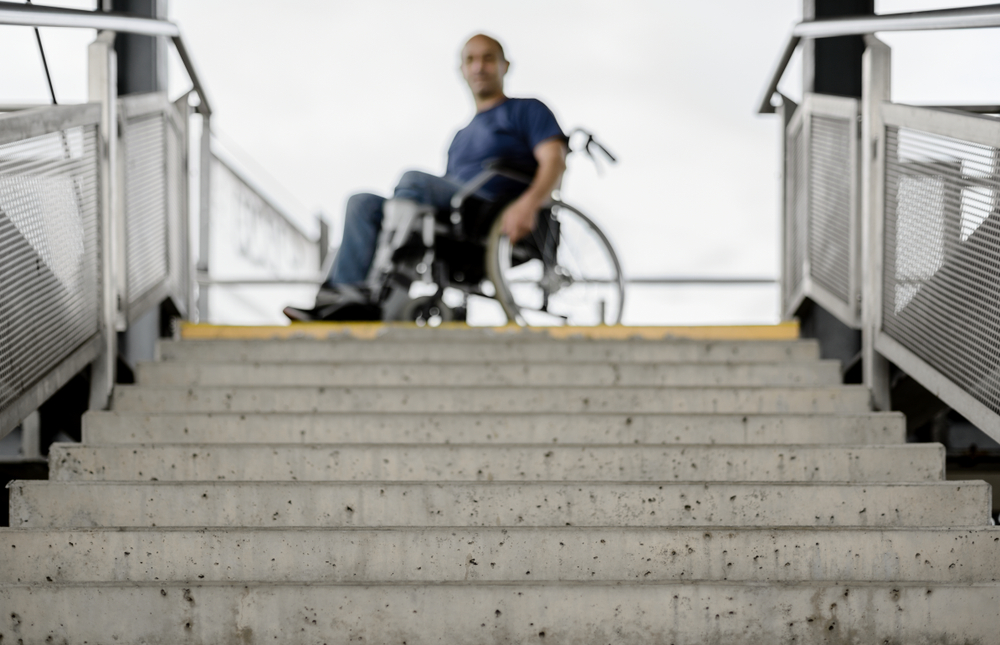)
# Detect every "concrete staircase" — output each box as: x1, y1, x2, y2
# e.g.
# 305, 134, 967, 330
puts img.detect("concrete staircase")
2, 326, 998, 643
